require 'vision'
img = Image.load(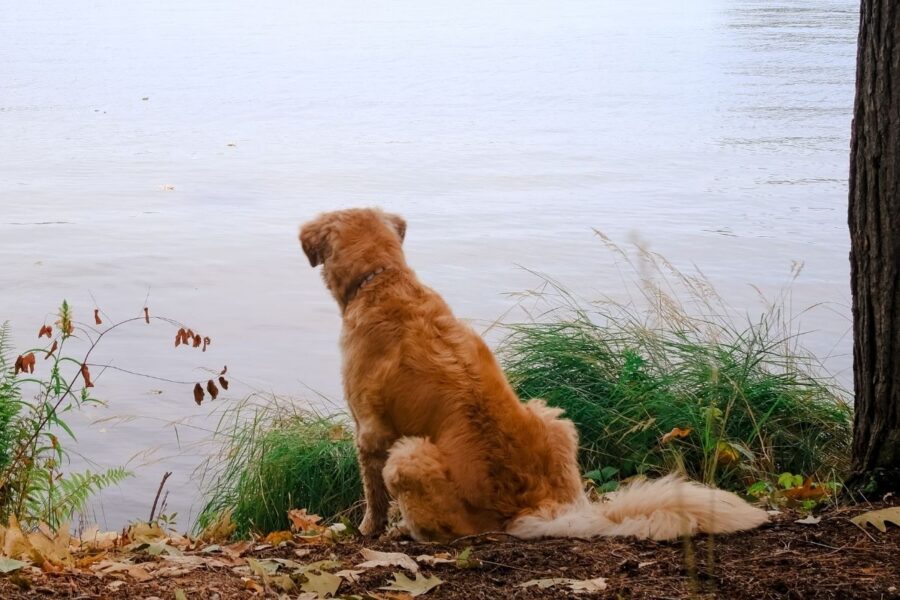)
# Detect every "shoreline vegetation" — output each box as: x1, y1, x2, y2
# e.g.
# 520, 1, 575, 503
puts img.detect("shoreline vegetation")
1, 247, 888, 599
